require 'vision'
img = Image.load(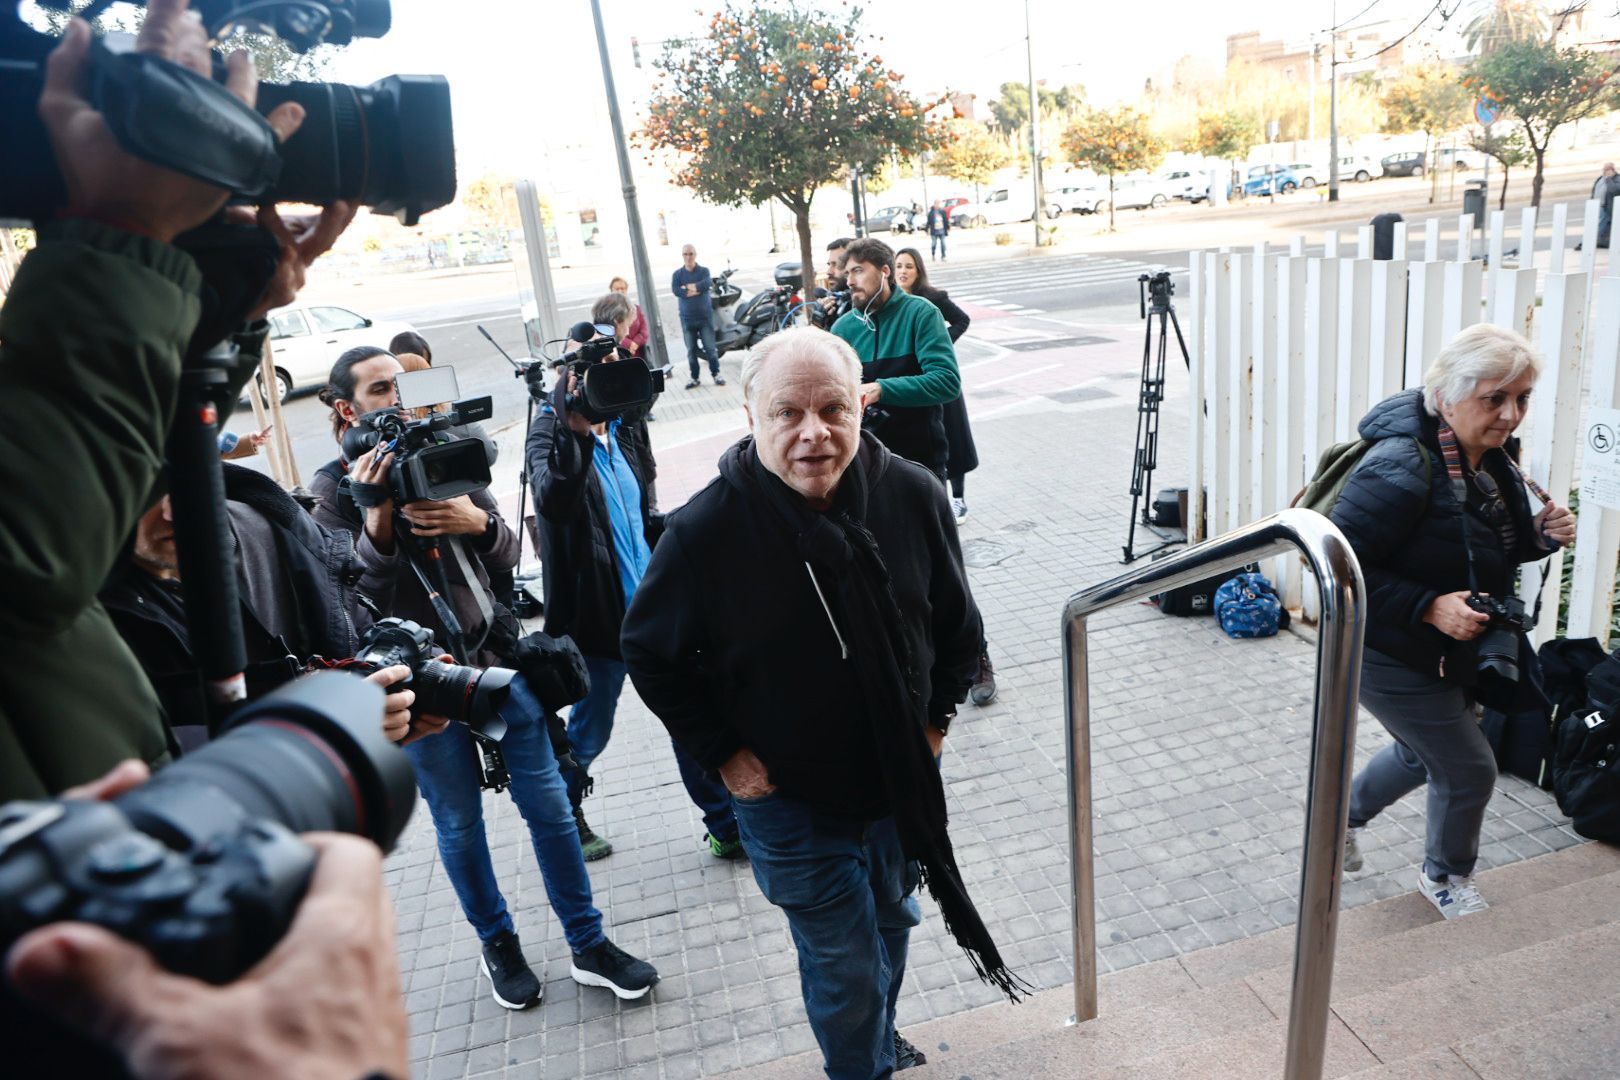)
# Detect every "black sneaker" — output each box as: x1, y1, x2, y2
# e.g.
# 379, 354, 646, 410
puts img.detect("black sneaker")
480, 930, 542, 1010
570, 939, 660, 1000
894, 1032, 928, 1070
714, 374, 728, 386
685, 378, 701, 389
969, 649, 997, 706
574, 806, 612, 861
